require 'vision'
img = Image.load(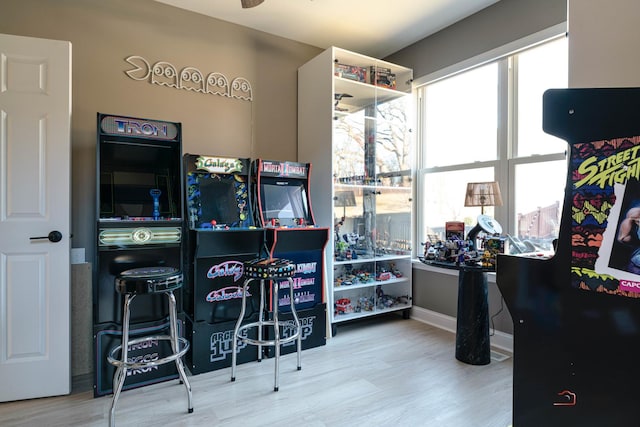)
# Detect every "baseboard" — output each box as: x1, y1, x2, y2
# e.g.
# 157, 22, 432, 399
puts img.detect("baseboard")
411, 306, 457, 333
410, 306, 513, 354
